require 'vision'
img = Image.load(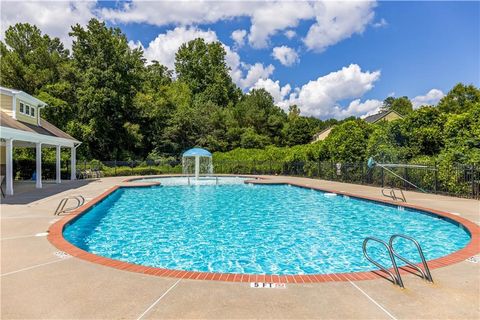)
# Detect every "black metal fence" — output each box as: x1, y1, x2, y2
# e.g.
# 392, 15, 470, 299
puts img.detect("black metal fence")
11, 159, 479, 199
